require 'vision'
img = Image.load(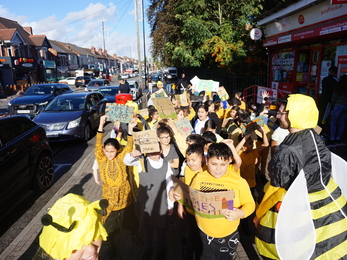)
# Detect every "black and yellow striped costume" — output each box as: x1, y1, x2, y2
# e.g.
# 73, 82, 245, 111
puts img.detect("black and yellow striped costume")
255, 128, 347, 259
